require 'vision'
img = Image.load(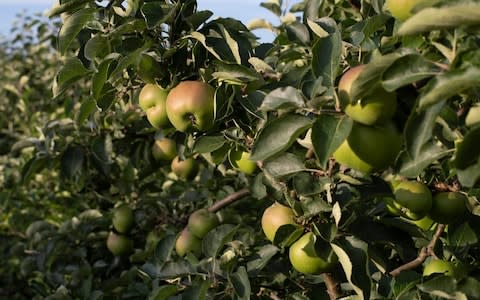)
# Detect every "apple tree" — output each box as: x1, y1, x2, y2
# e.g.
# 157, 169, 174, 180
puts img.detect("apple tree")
3, 0, 480, 299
